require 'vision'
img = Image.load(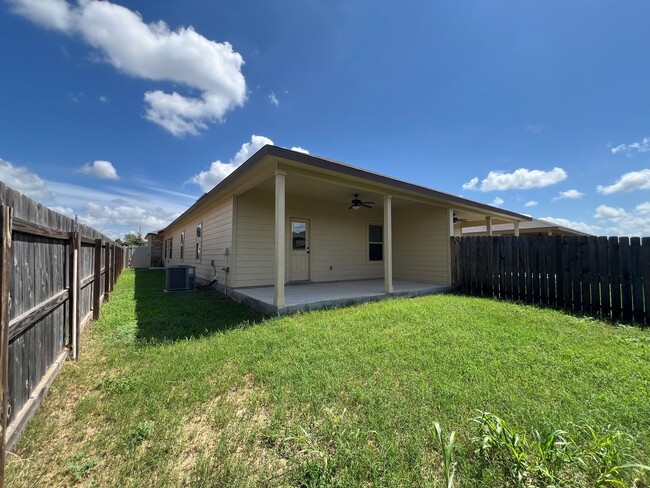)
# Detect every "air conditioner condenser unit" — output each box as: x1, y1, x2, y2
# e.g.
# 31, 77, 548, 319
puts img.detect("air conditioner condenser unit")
165, 265, 195, 291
